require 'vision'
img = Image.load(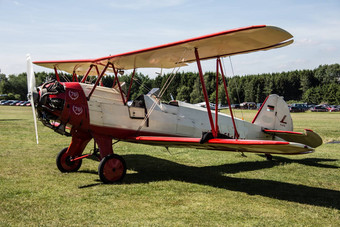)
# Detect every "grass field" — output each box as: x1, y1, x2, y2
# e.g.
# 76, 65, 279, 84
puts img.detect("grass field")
0, 106, 339, 226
